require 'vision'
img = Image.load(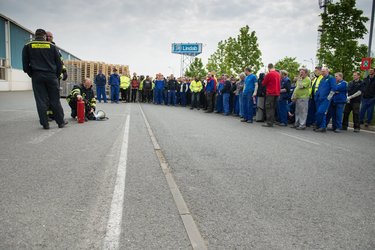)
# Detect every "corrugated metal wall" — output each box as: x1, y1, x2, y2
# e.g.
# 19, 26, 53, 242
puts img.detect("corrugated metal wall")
10, 23, 31, 70
0, 14, 83, 89
0, 17, 6, 59
59, 49, 70, 61
59, 49, 79, 61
